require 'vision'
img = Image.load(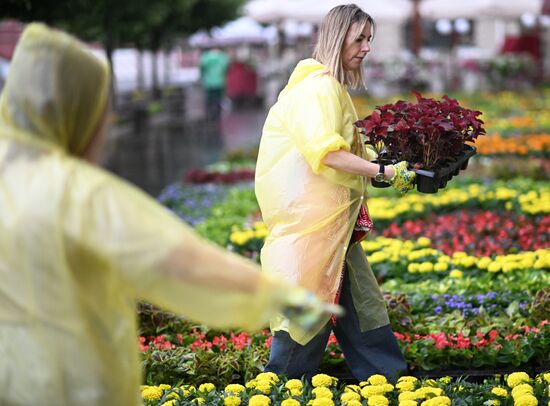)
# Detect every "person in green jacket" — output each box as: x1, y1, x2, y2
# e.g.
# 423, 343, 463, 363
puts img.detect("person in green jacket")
199, 47, 230, 120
